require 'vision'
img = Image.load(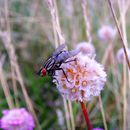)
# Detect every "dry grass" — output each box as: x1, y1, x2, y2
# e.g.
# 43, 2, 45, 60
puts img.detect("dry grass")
0, 0, 130, 130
